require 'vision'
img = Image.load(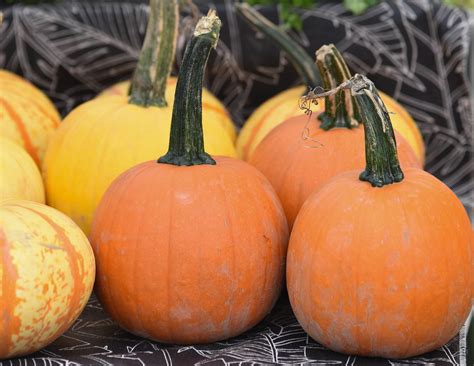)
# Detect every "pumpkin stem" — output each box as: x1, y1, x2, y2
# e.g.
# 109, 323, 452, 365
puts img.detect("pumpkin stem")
303, 74, 404, 187
235, 3, 321, 88
158, 10, 220, 166
316, 44, 362, 130
351, 74, 404, 187
129, 0, 178, 107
